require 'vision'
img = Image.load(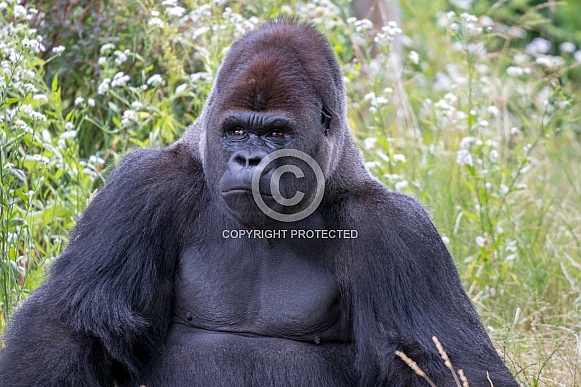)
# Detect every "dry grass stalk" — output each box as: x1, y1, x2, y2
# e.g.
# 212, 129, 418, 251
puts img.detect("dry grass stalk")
433, 336, 462, 386
458, 369, 470, 387
395, 350, 438, 387
486, 371, 494, 386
